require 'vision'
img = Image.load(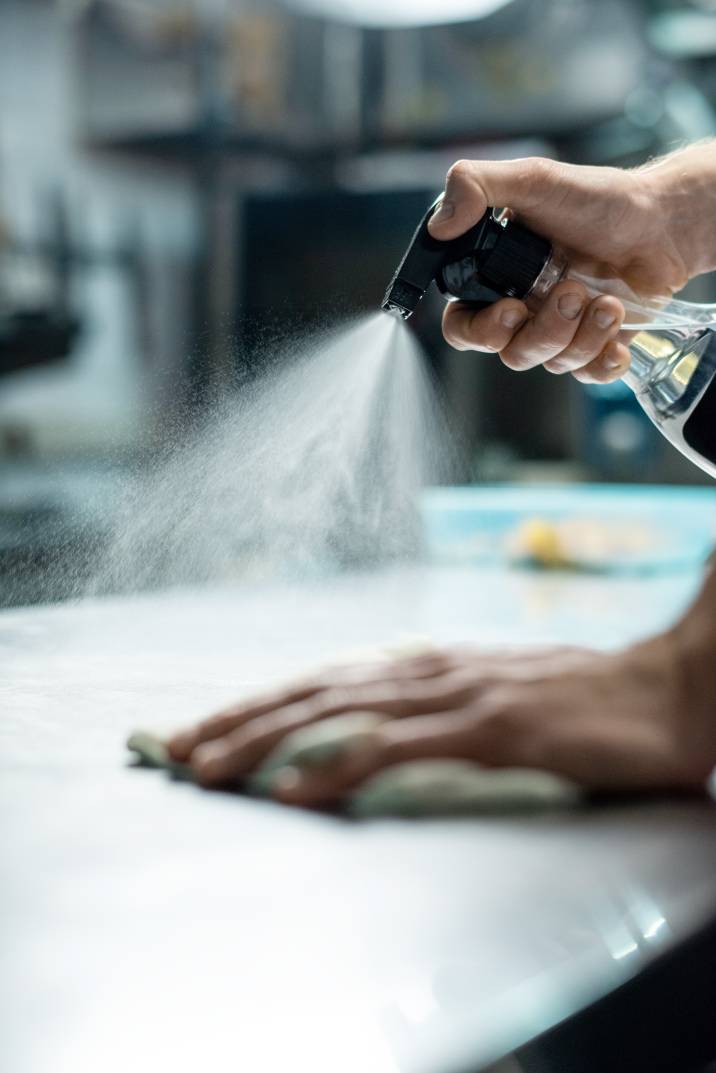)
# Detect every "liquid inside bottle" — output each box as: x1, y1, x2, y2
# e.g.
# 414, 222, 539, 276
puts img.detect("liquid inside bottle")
624, 324, 716, 478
